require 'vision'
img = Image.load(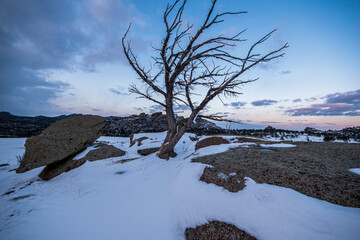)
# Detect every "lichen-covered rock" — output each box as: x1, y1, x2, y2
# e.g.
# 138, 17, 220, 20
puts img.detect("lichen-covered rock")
17, 115, 105, 173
